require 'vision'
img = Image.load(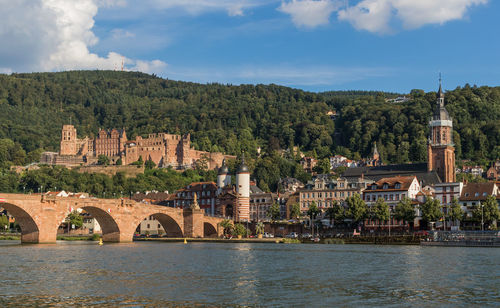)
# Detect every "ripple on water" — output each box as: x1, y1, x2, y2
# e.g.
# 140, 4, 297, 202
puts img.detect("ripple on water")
0, 242, 499, 307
